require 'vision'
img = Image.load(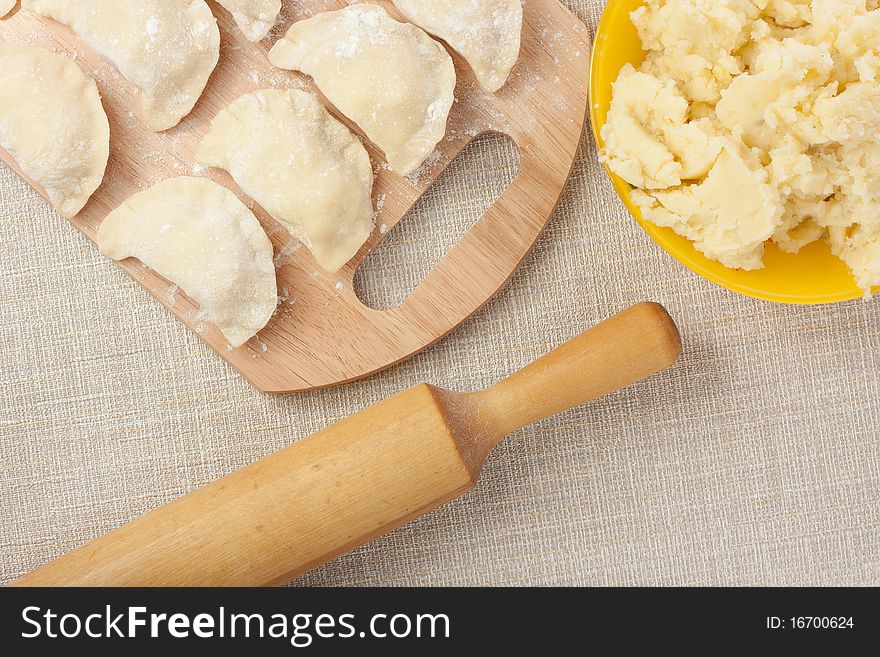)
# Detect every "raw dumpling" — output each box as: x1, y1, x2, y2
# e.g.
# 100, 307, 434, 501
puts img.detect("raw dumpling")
97, 177, 278, 347
22, 0, 220, 131
197, 89, 373, 274
392, 0, 522, 92
269, 3, 455, 176
214, 0, 280, 42
0, 45, 109, 218
1, 1, 15, 19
